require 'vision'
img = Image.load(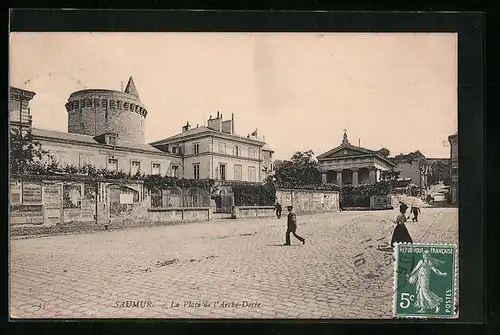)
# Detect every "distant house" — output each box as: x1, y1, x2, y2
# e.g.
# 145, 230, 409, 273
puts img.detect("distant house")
448, 133, 458, 205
